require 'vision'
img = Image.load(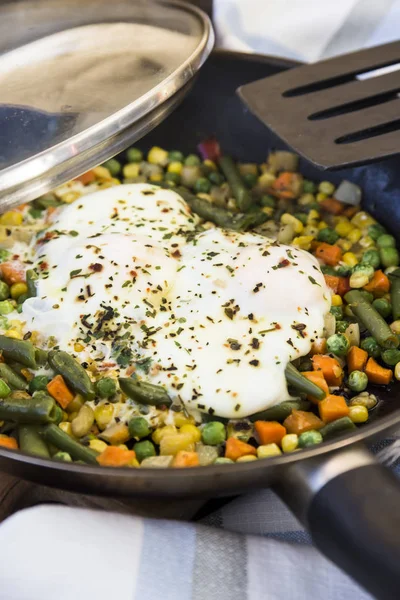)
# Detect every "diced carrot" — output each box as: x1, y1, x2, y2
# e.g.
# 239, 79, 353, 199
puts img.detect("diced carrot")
96, 446, 136, 467
347, 346, 368, 373
312, 354, 343, 386
15, 203, 28, 212
271, 172, 303, 199
301, 371, 329, 403
172, 451, 200, 468
363, 270, 390, 297
254, 421, 286, 445
365, 358, 392, 385
343, 206, 359, 219
283, 410, 323, 435
318, 394, 349, 423
0, 261, 25, 285
324, 275, 340, 293
0, 435, 18, 450
337, 276, 351, 297
46, 374, 74, 409
74, 170, 96, 185
310, 338, 327, 355
319, 197, 344, 215
225, 437, 257, 461
315, 243, 342, 266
